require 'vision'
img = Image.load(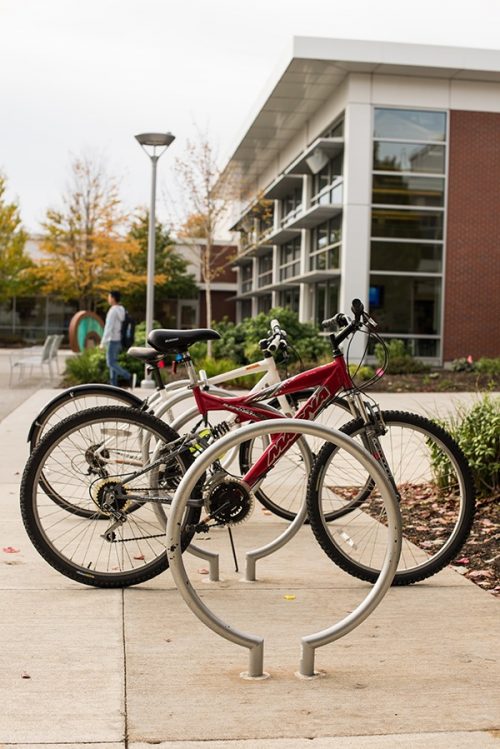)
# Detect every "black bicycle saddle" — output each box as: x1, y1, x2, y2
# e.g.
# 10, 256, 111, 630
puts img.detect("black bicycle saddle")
147, 328, 221, 354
